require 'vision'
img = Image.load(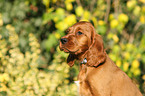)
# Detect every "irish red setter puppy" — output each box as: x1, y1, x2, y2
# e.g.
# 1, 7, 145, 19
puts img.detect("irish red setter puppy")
59, 21, 142, 96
